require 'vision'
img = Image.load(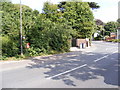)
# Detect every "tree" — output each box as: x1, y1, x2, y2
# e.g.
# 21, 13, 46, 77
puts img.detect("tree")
94, 19, 105, 39
1, 1, 38, 57
117, 18, 120, 23
104, 21, 117, 36
27, 16, 73, 55
57, 1, 95, 39
1, 0, 99, 58
42, 1, 97, 41
0, 0, 11, 2
88, 2, 100, 9
95, 19, 104, 26
117, 18, 120, 27
1, 1, 75, 57
1, 2, 20, 56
